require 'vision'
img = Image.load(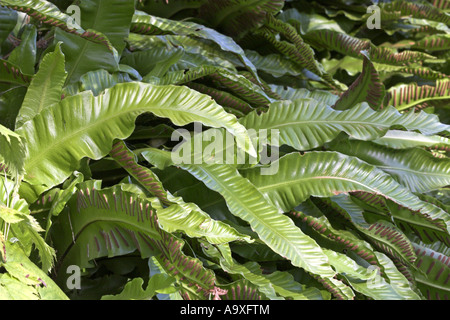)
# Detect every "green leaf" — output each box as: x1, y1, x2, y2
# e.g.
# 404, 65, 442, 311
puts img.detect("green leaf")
52, 181, 217, 299
0, 242, 68, 300
186, 82, 254, 117
18, 82, 255, 189
152, 65, 273, 107
101, 275, 176, 300
313, 274, 355, 300
371, 130, 450, 149
202, 242, 325, 300
245, 49, 304, 78
131, 11, 262, 83
109, 140, 170, 205
255, 18, 339, 90
55, 29, 118, 84
290, 209, 380, 266
330, 139, 450, 193
16, 42, 67, 128
413, 242, 450, 300
79, 0, 134, 55
384, 0, 450, 25
305, 29, 436, 66
333, 51, 386, 110
0, 274, 39, 300
8, 24, 37, 75
0, 0, 120, 53
220, 279, 268, 300
0, 202, 56, 273
387, 80, 450, 111
154, 194, 253, 244
241, 152, 450, 230
55, 0, 135, 84
141, 148, 337, 279
197, 0, 285, 39
340, 251, 422, 300
351, 193, 450, 247
0, 7, 17, 51
362, 220, 416, 267
240, 98, 449, 151
0, 124, 25, 177
0, 59, 32, 86
121, 45, 184, 78
1, 0, 83, 32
